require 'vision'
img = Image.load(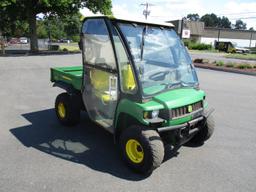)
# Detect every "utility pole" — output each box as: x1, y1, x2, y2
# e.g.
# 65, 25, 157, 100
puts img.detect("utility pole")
217, 28, 221, 42
141, 2, 154, 20
249, 31, 253, 48
180, 17, 187, 39
180, 18, 184, 39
